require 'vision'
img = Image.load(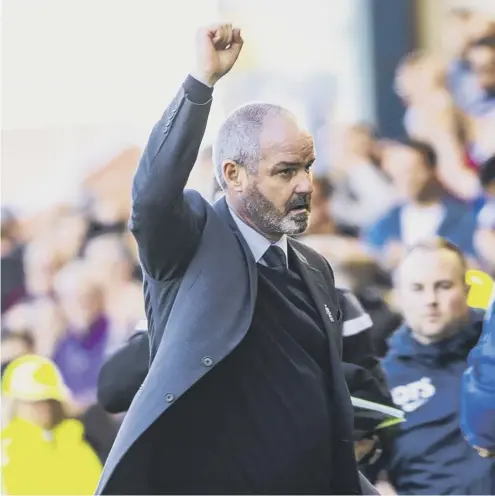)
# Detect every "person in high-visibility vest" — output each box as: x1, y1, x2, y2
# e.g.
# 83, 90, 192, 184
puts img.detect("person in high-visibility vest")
1, 354, 102, 495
